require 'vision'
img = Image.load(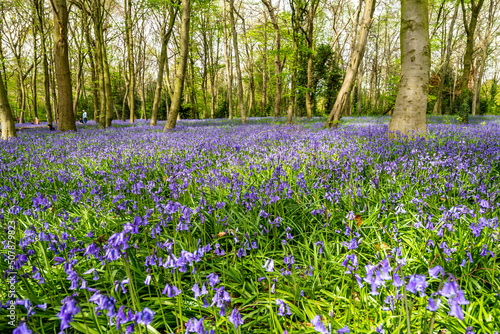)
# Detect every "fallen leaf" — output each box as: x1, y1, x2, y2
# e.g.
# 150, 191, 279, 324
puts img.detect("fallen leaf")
355, 214, 362, 226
